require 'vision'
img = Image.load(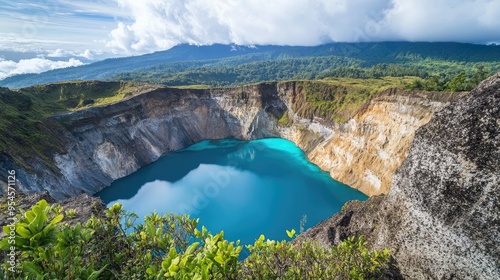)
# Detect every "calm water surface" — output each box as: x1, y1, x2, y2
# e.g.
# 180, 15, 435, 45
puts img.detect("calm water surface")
97, 138, 367, 253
